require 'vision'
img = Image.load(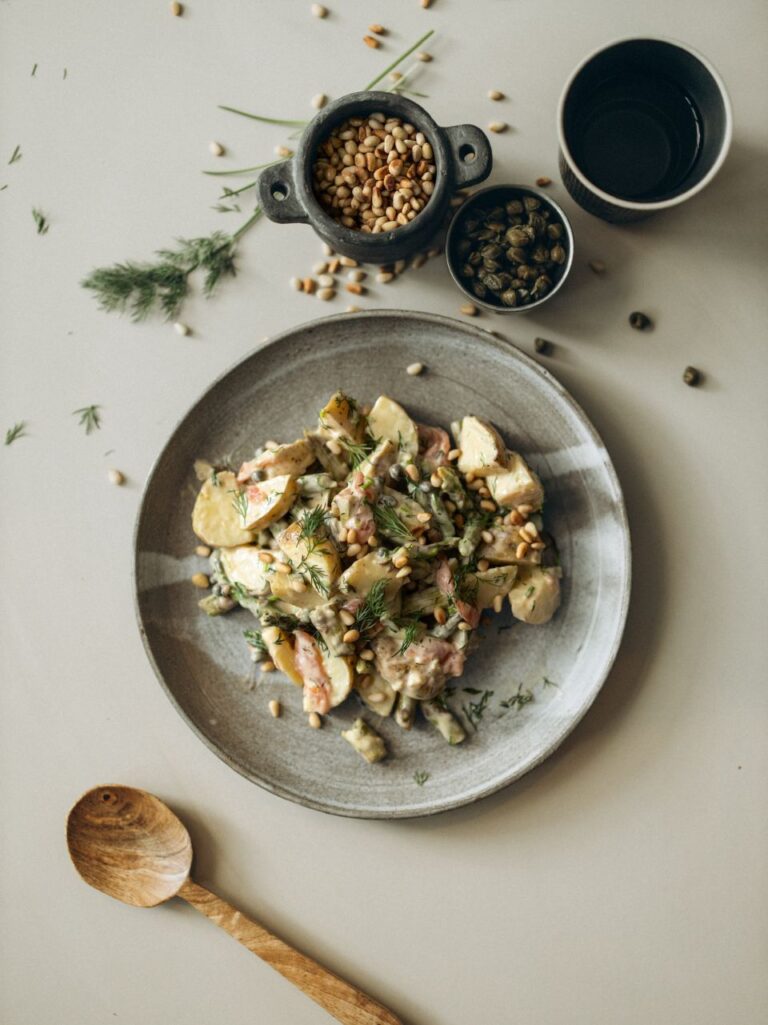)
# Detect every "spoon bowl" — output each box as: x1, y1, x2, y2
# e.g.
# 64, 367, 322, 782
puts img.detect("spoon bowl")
67, 785, 192, 907
66, 784, 403, 1025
